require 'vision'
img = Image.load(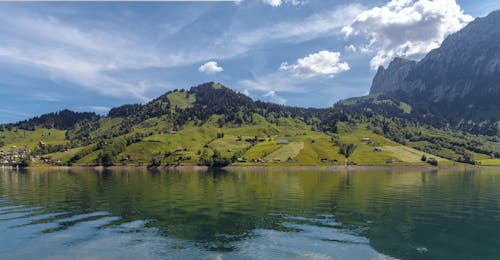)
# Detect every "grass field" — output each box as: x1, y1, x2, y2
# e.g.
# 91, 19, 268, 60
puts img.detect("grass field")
478, 159, 500, 166
167, 91, 196, 109
336, 123, 452, 165
46, 146, 87, 162
0, 127, 67, 151
264, 142, 304, 161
